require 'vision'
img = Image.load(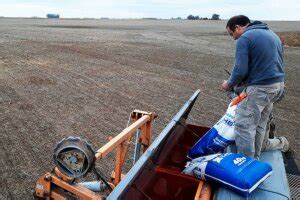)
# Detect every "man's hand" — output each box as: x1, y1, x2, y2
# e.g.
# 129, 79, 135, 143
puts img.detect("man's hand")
221, 80, 231, 91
